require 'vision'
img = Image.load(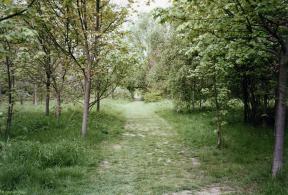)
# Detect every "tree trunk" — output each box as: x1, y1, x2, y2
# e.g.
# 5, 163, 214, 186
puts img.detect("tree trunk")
213, 77, 222, 148
45, 74, 51, 116
199, 79, 203, 109
242, 77, 250, 123
129, 90, 134, 100
33, 84, 38, 106
262, 92, 268, 128
96, 94, 100, 112
81, 74, 91, 137
272, 47, 288, 177
55, 92, 62, 121
20, 95, 24, 105
5, 55, 14, 140
111, 87, 115, 99
192, 80, 195, 111
0, 83, 2, 104
250, 90, 258, 124
96, 80, 101, 112
80, 0, 100, 137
